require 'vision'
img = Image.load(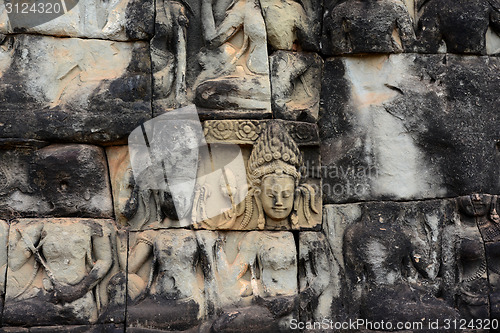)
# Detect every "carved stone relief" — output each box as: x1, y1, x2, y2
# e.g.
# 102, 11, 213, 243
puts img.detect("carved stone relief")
455, 194, 500, 320
0, 0, 154, 41
321, 201, 462, 328
150, 0, 323, 117
126, 228, 205, 330
299, 231, 345, 323
316, 197, 500, 326
416, 0, 500, 54
203, 119, 320, 146
193, 121, 321, 230
260, 0, 321, 52
4, 218, 122, 326
0, 34, 152, 144
270, 51, 323, 122
126, 229, 298, 331
106, 146, 135, 226
109, 118, 321, 231
322, 0, 416, 54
